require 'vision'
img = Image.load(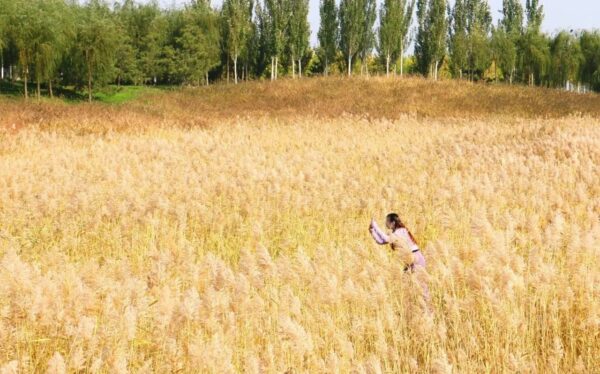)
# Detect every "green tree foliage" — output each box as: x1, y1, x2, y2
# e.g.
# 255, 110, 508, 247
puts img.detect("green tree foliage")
549, 31, 582, 88
318, 0, 339, 76
179, 2, 221, 86
358, 0, 377, 75
222, 0, 253, 83
378, 0, 415, 76
520, 0, 548, 85
415, 0, 447, 79
339, 0, 364, 76
287, 0, 310, 77
73, 1, 118, 102
579, 31, 600, 91
449, 0, 491, 81
1, 0, 600, 96
262, 0, 287, 80
497, 0, 523, 83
